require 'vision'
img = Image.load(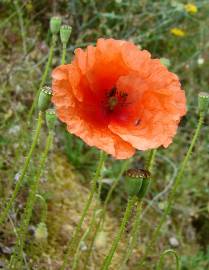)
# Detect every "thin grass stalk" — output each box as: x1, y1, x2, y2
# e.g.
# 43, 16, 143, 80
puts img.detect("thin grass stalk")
0, 111, 43, 226
28, 35, 57, 121
100, 196, 137, 270
137, 112, 205, 268
14, 0, 27, 55
83, 160, 130, 269
120, 149, 156, 268
156, 249, 180, 270
61, 151, 106, 270
9, 131, 53, 269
